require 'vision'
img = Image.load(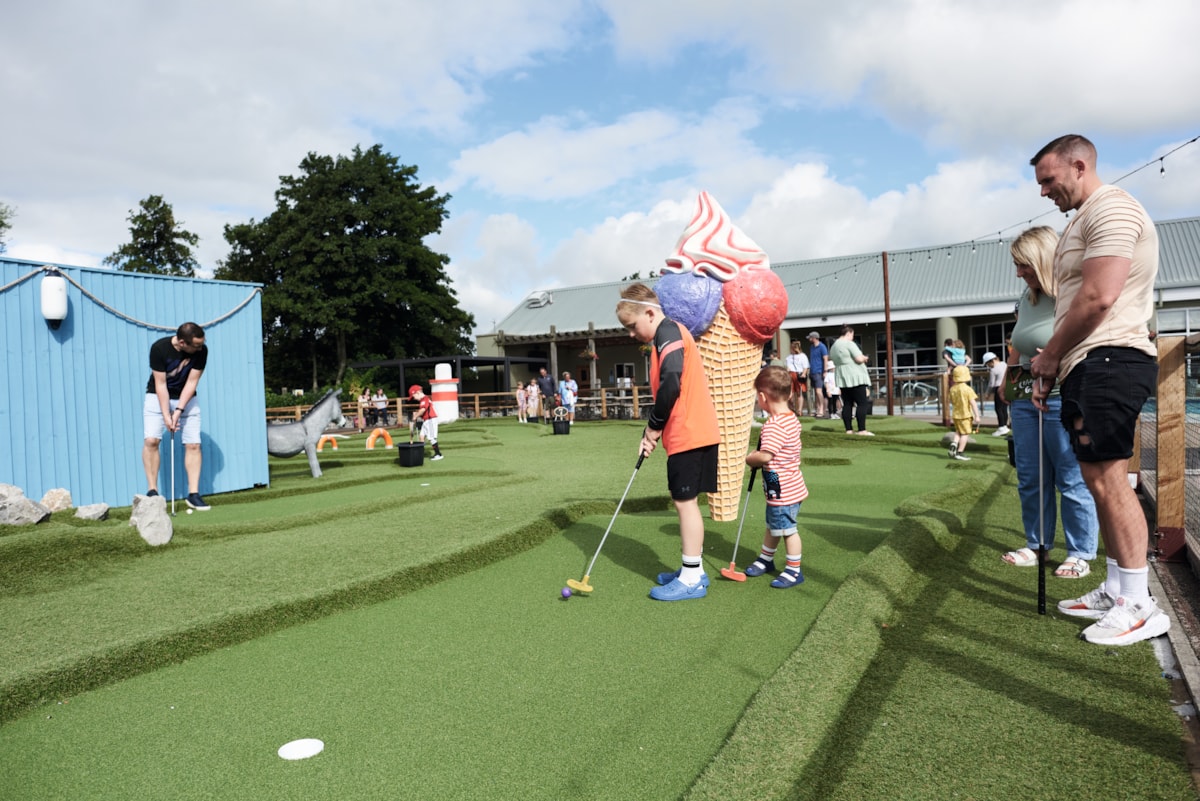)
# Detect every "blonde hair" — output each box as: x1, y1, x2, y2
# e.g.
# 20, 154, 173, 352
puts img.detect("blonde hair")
616, 282, 660, 320
1010, 226, 1059, 304
755, 365, 792, 403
